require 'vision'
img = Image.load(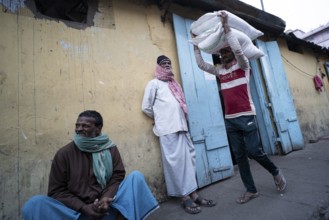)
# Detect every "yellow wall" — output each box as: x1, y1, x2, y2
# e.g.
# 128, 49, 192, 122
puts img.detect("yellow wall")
278, 38, 329, 142
0, 0, 180, 218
